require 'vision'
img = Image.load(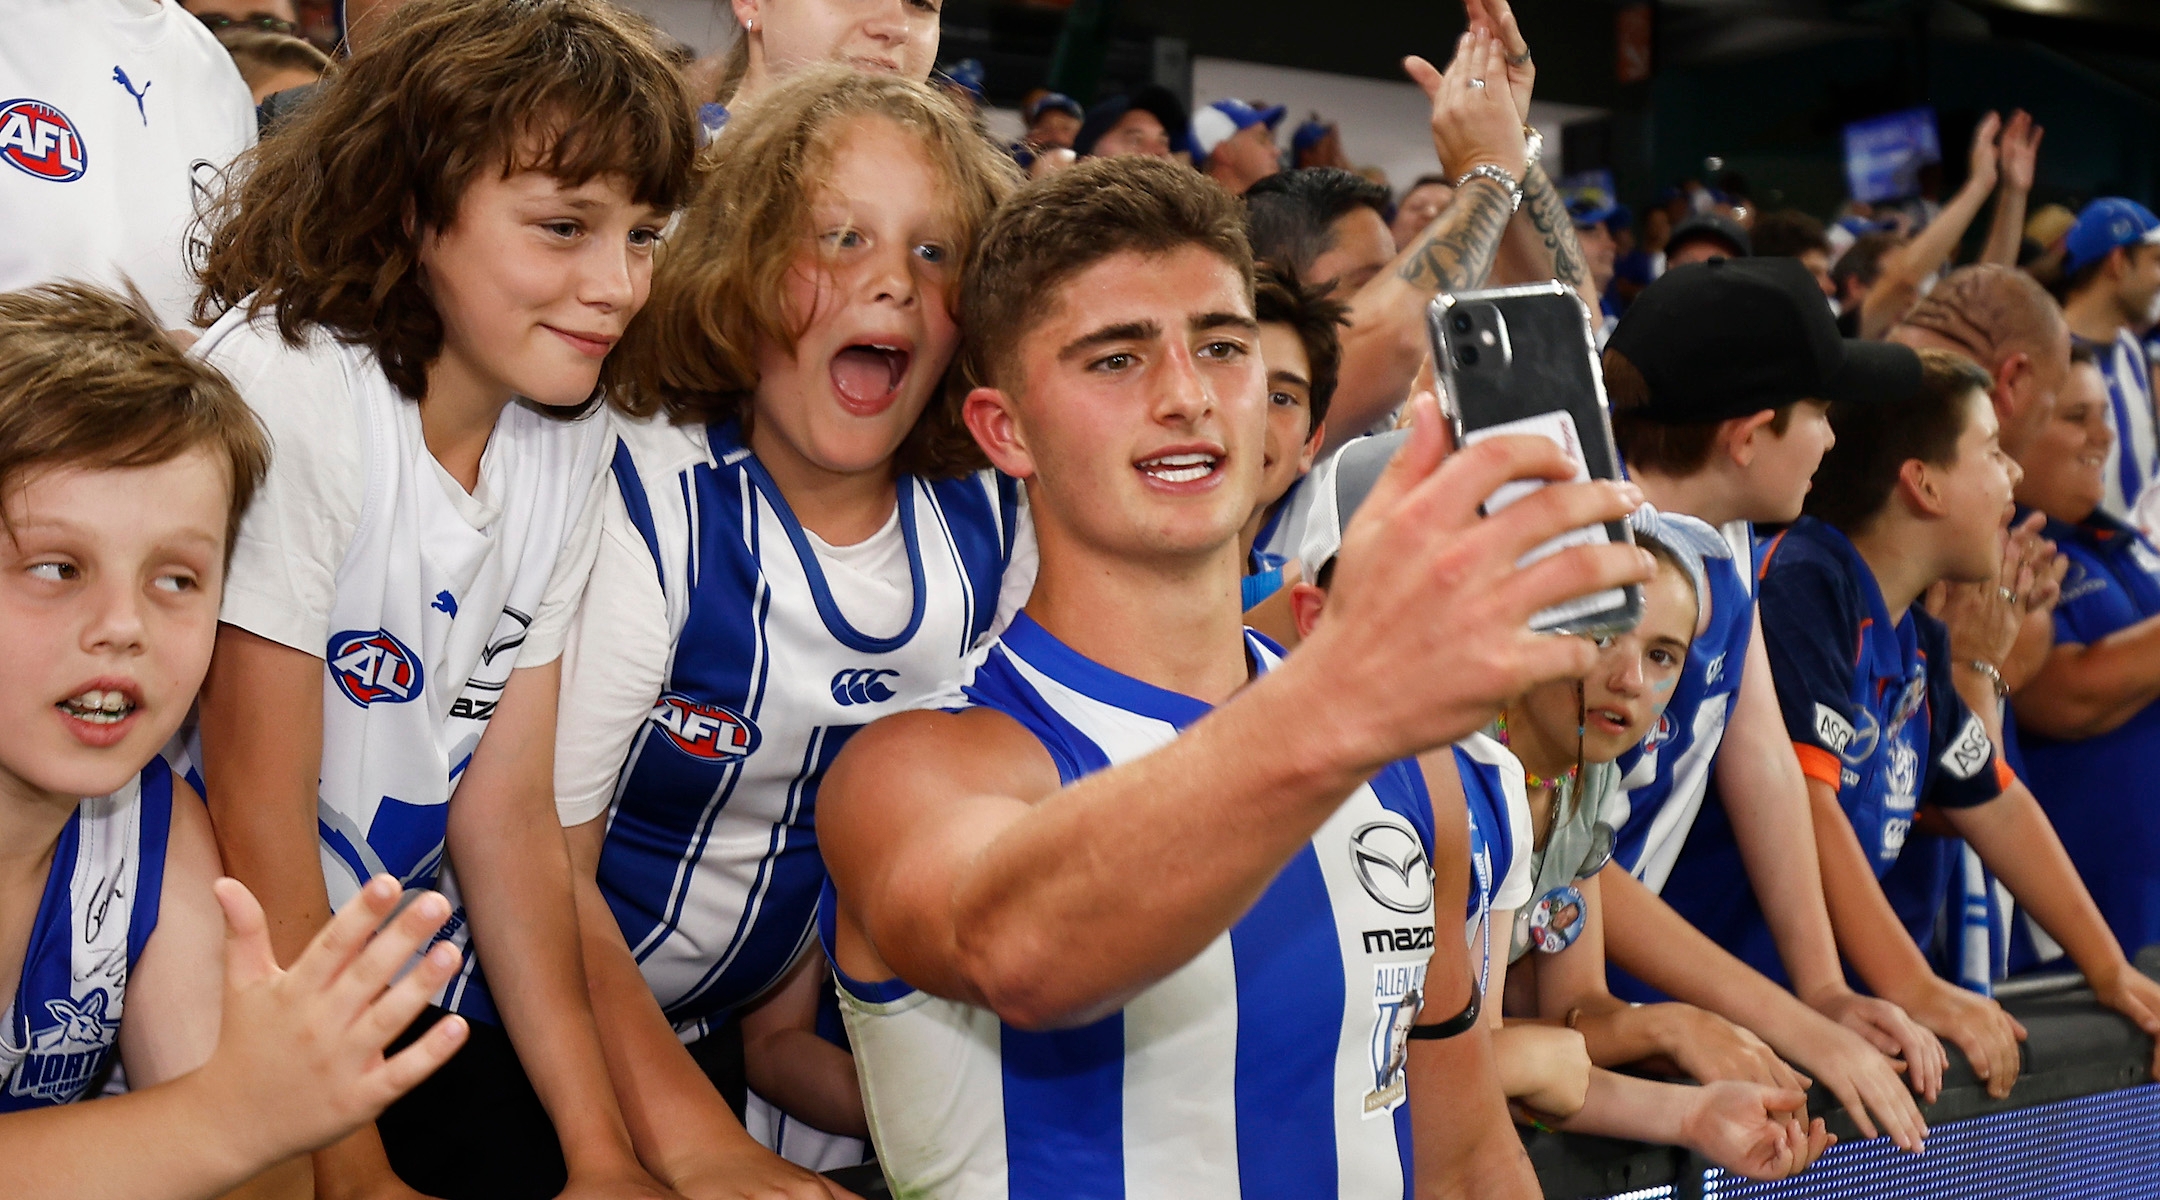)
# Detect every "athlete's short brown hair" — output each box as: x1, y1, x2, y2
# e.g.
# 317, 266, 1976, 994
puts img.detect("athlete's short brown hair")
0, 283, 269, 547
195, 0, 698, 401
960, 155, 1254, 396
616, 66, 1018, 478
